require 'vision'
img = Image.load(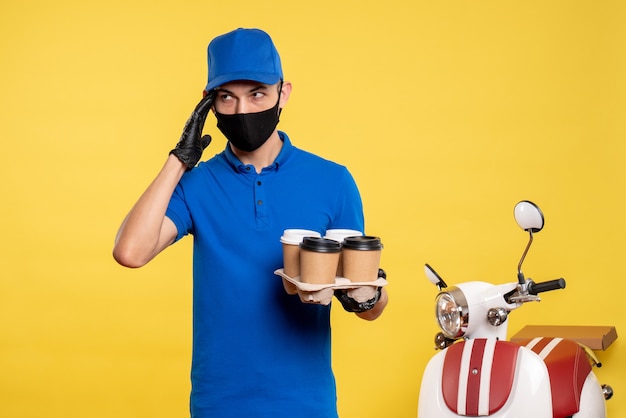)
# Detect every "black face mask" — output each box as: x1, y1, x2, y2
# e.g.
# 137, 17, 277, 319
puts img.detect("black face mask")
215, 98, 281, 152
